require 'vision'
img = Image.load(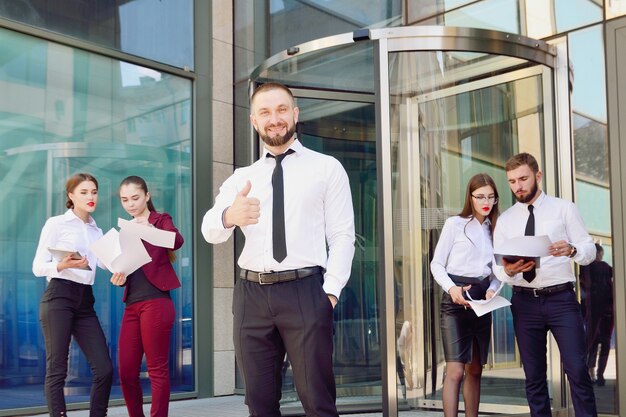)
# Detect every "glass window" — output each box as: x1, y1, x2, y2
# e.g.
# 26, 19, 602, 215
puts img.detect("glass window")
389, 50, 551, 414
256, 41, 375, 93
554, 0, 603, 33
269, 0, 402, 54
569, 25, 606, 122
445, 0, 520, 33
0, 0, 193, 69
0, 27, 193, 411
